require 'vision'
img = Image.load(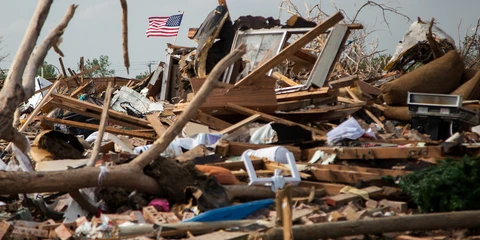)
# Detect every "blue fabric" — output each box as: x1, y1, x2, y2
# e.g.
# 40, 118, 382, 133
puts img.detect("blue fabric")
183, 199, 274, 222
